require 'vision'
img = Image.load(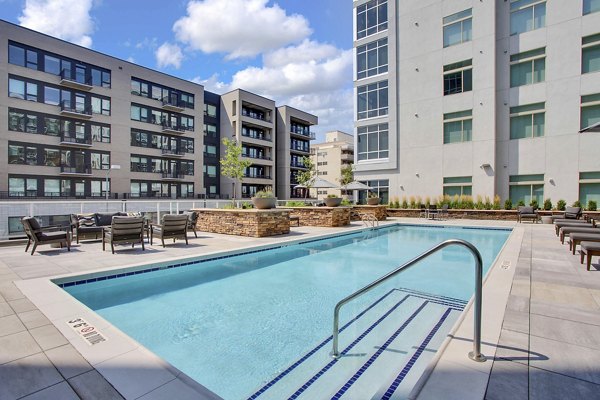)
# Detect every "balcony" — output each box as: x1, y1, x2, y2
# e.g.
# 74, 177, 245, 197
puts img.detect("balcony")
161, 172, 185, 180
290, 144, 310, 154
60, 165, 92, 176
60, 102, 92, 119
341, 153, 354, 161
161, 97, 185, 113
242, 154, 272, 161
59, 69, 93, 91
290, 161, 307, 169
244, 174, 272, 180
241, 132, 272, 142
161, 123, 188, 134
161, 148, 186, 157
242, 108, 271, 123
59, 133, 92, 147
